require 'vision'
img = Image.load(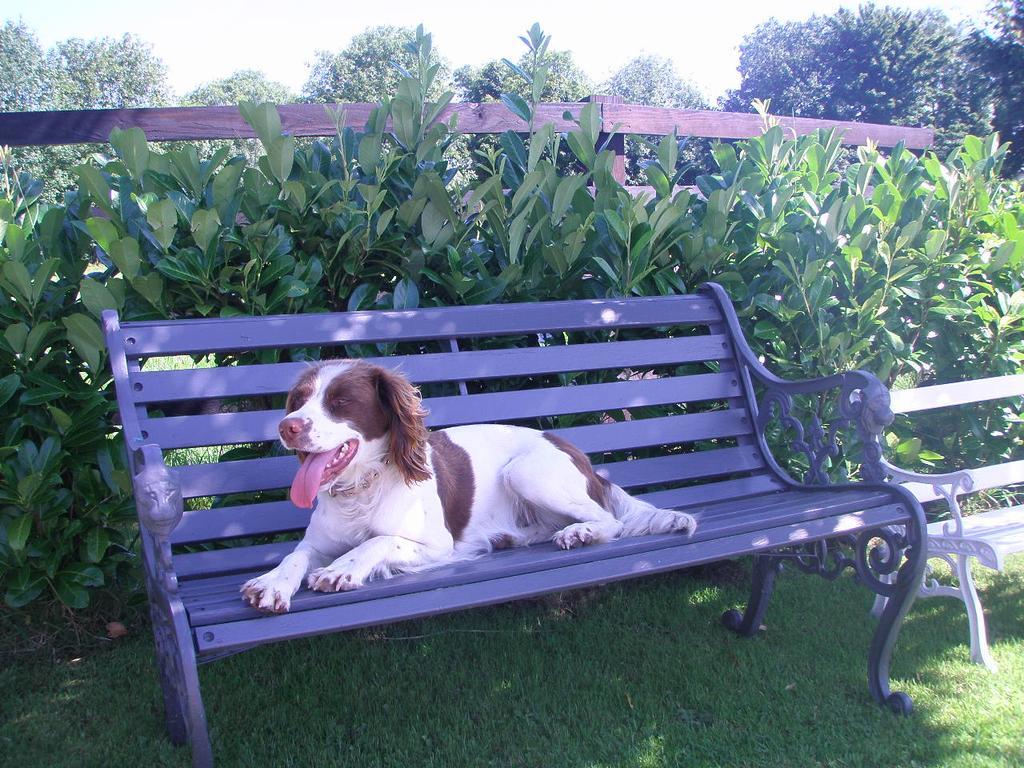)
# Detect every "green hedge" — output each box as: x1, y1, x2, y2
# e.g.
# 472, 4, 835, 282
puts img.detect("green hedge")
1, 27, 1022, 610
